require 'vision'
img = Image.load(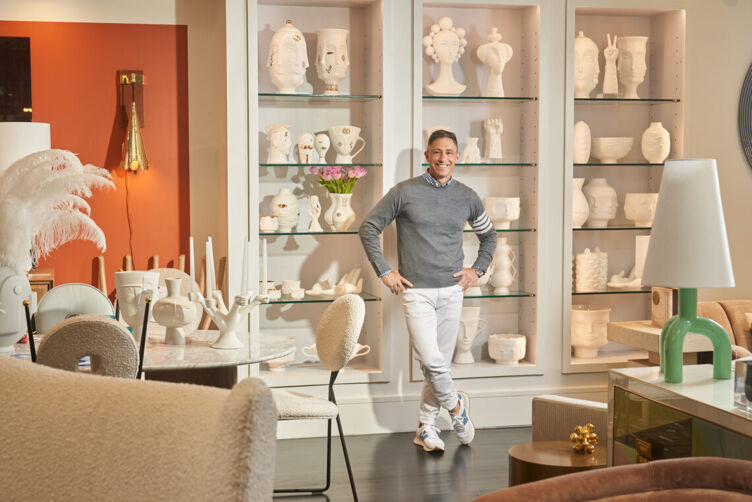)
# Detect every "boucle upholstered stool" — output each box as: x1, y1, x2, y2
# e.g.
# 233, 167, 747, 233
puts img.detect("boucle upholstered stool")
37, 315, 139, 378
272, 293, 366, 500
